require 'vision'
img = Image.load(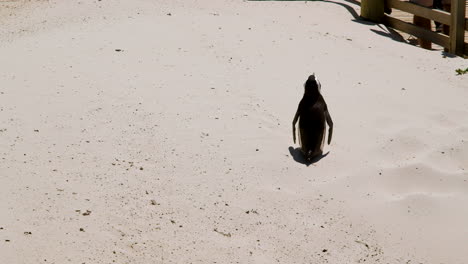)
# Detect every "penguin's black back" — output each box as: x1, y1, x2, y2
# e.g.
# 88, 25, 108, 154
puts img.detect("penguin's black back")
298, 93, 326, 156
